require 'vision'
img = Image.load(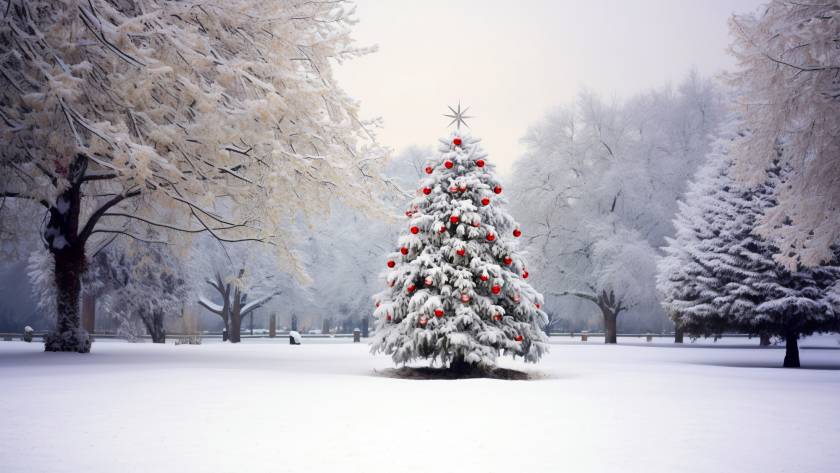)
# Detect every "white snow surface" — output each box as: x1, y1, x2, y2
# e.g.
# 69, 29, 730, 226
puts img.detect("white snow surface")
1, 336, 839, 473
